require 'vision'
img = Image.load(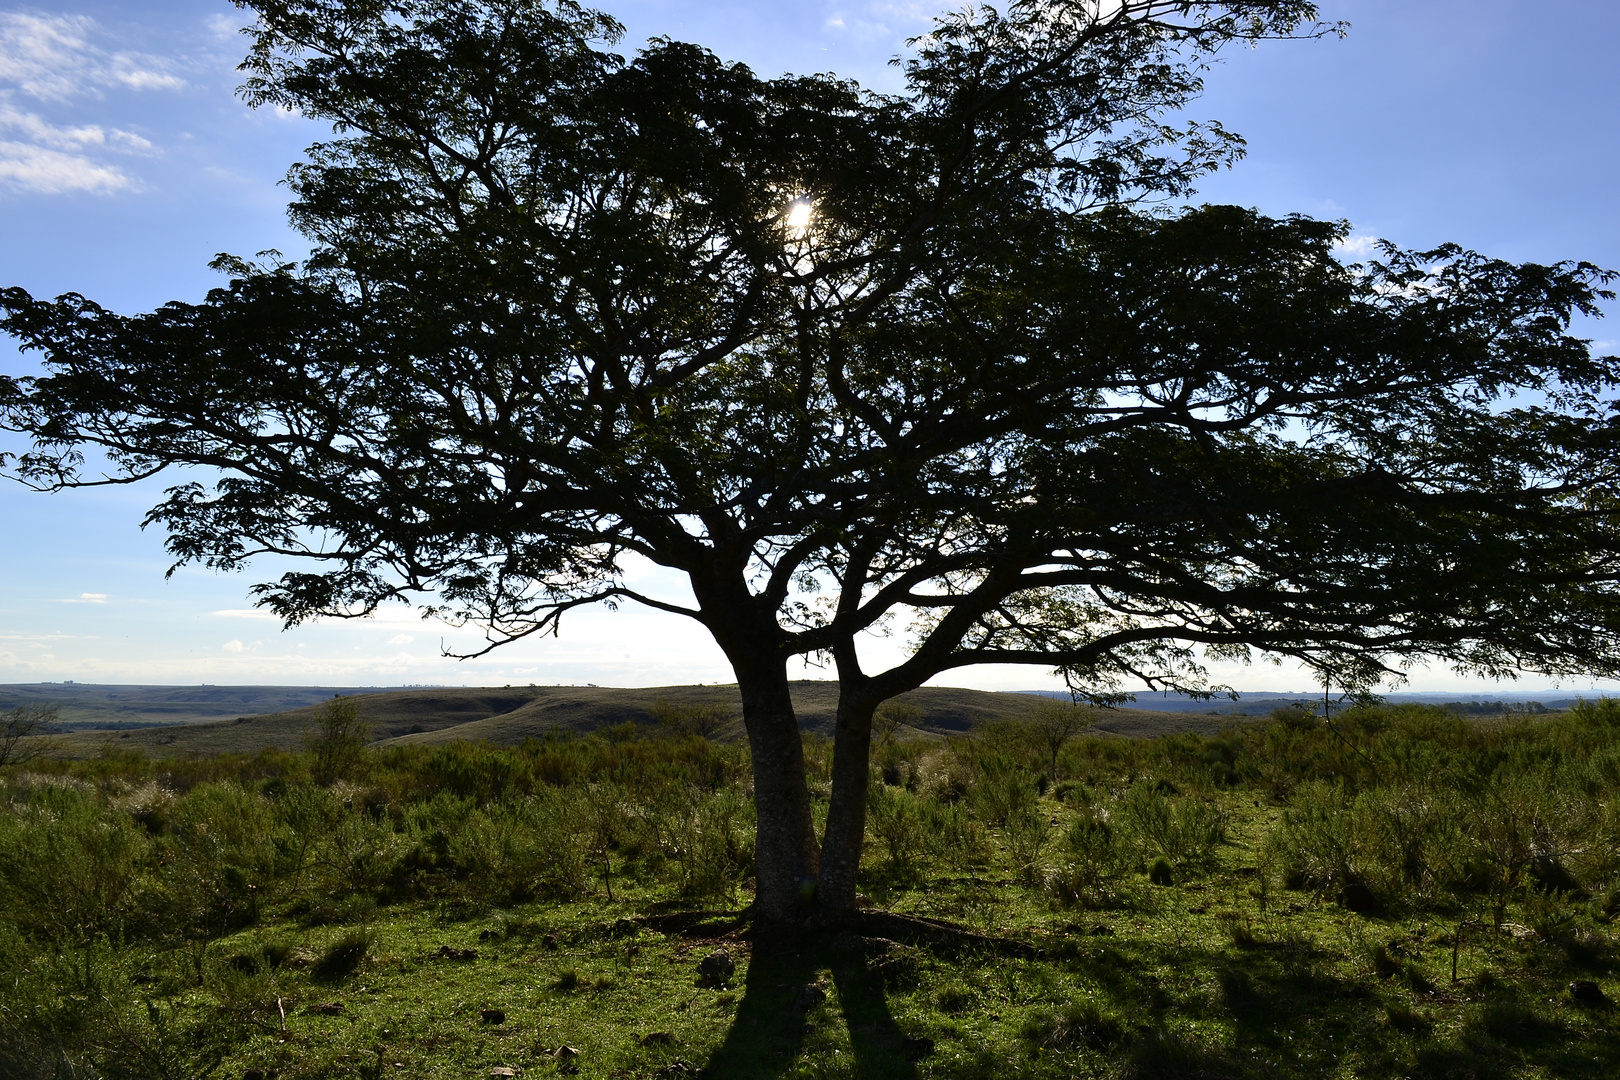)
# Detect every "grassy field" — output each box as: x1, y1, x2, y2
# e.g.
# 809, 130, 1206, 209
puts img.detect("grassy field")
3, 700, 1618, 1079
